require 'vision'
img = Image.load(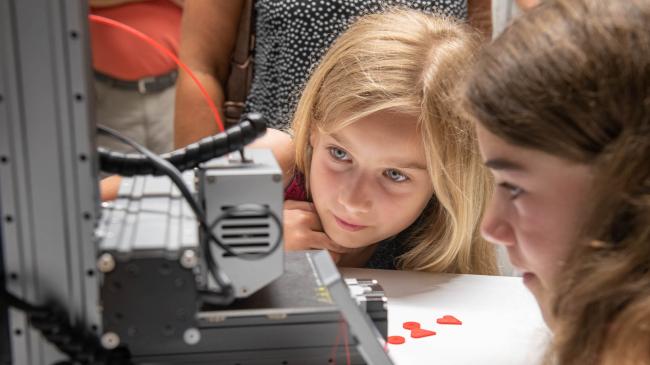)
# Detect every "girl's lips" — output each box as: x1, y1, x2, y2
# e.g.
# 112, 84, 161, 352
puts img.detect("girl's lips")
334, 215, 367, 232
